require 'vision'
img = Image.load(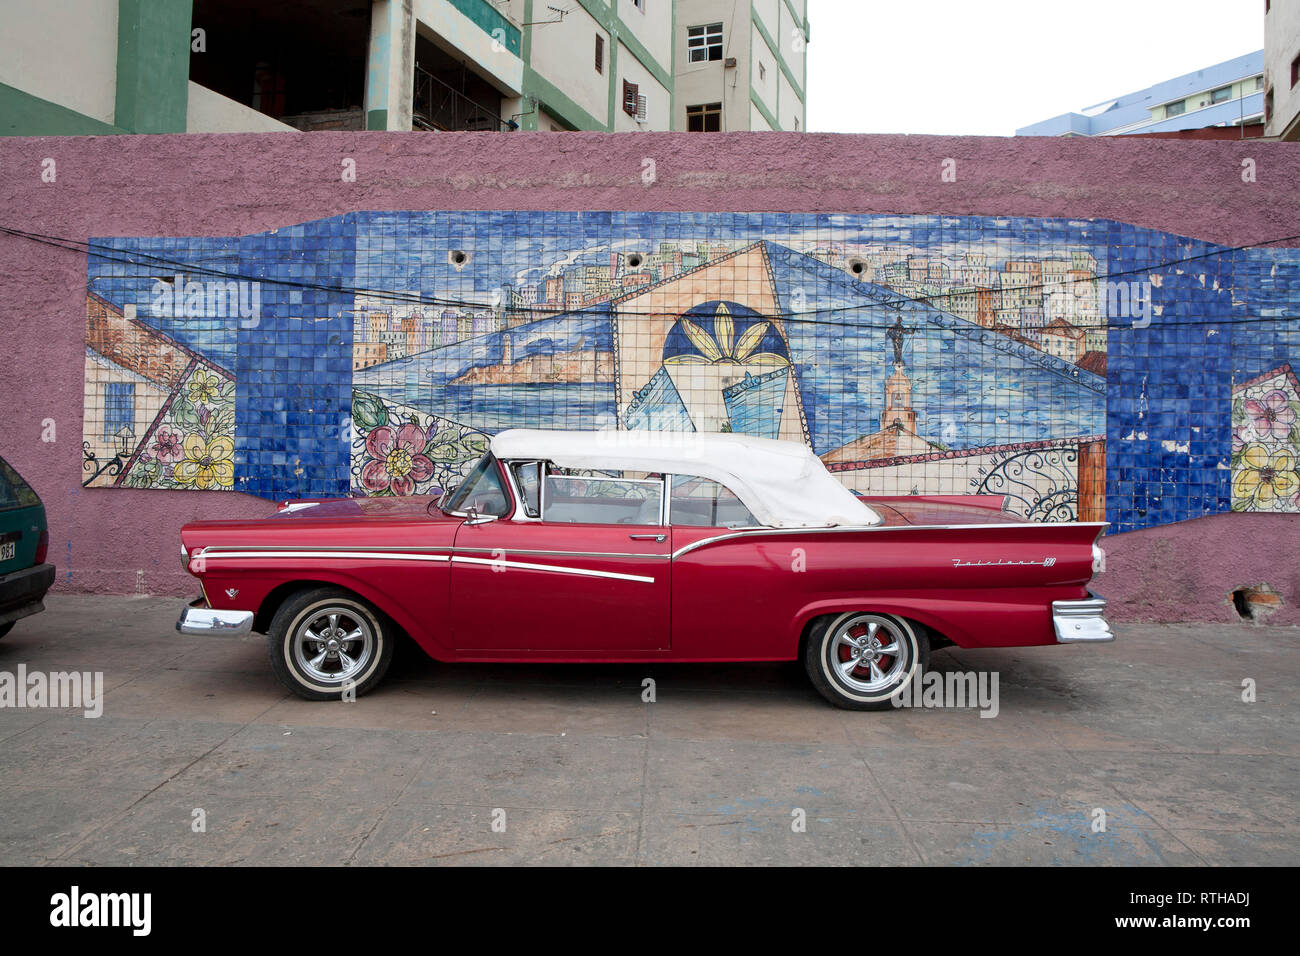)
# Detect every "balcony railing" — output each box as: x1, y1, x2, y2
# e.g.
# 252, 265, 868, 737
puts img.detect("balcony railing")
412, 65, 512, 132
